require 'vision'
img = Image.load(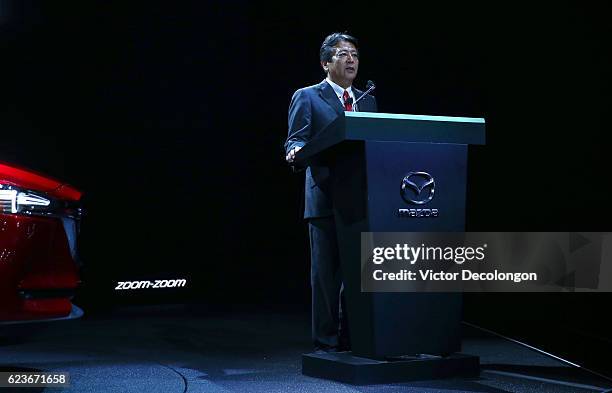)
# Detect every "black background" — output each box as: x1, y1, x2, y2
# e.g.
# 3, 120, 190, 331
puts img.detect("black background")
2, 0, 611, 376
